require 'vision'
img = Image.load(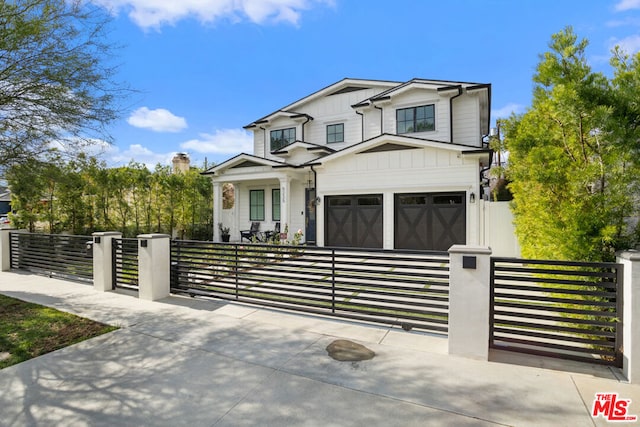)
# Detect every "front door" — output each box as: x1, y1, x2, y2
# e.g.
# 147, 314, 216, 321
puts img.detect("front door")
305, 188, 317, 244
